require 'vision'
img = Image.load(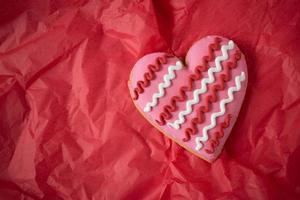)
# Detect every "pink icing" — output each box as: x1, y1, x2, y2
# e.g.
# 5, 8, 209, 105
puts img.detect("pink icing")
128, 35, 248, 162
